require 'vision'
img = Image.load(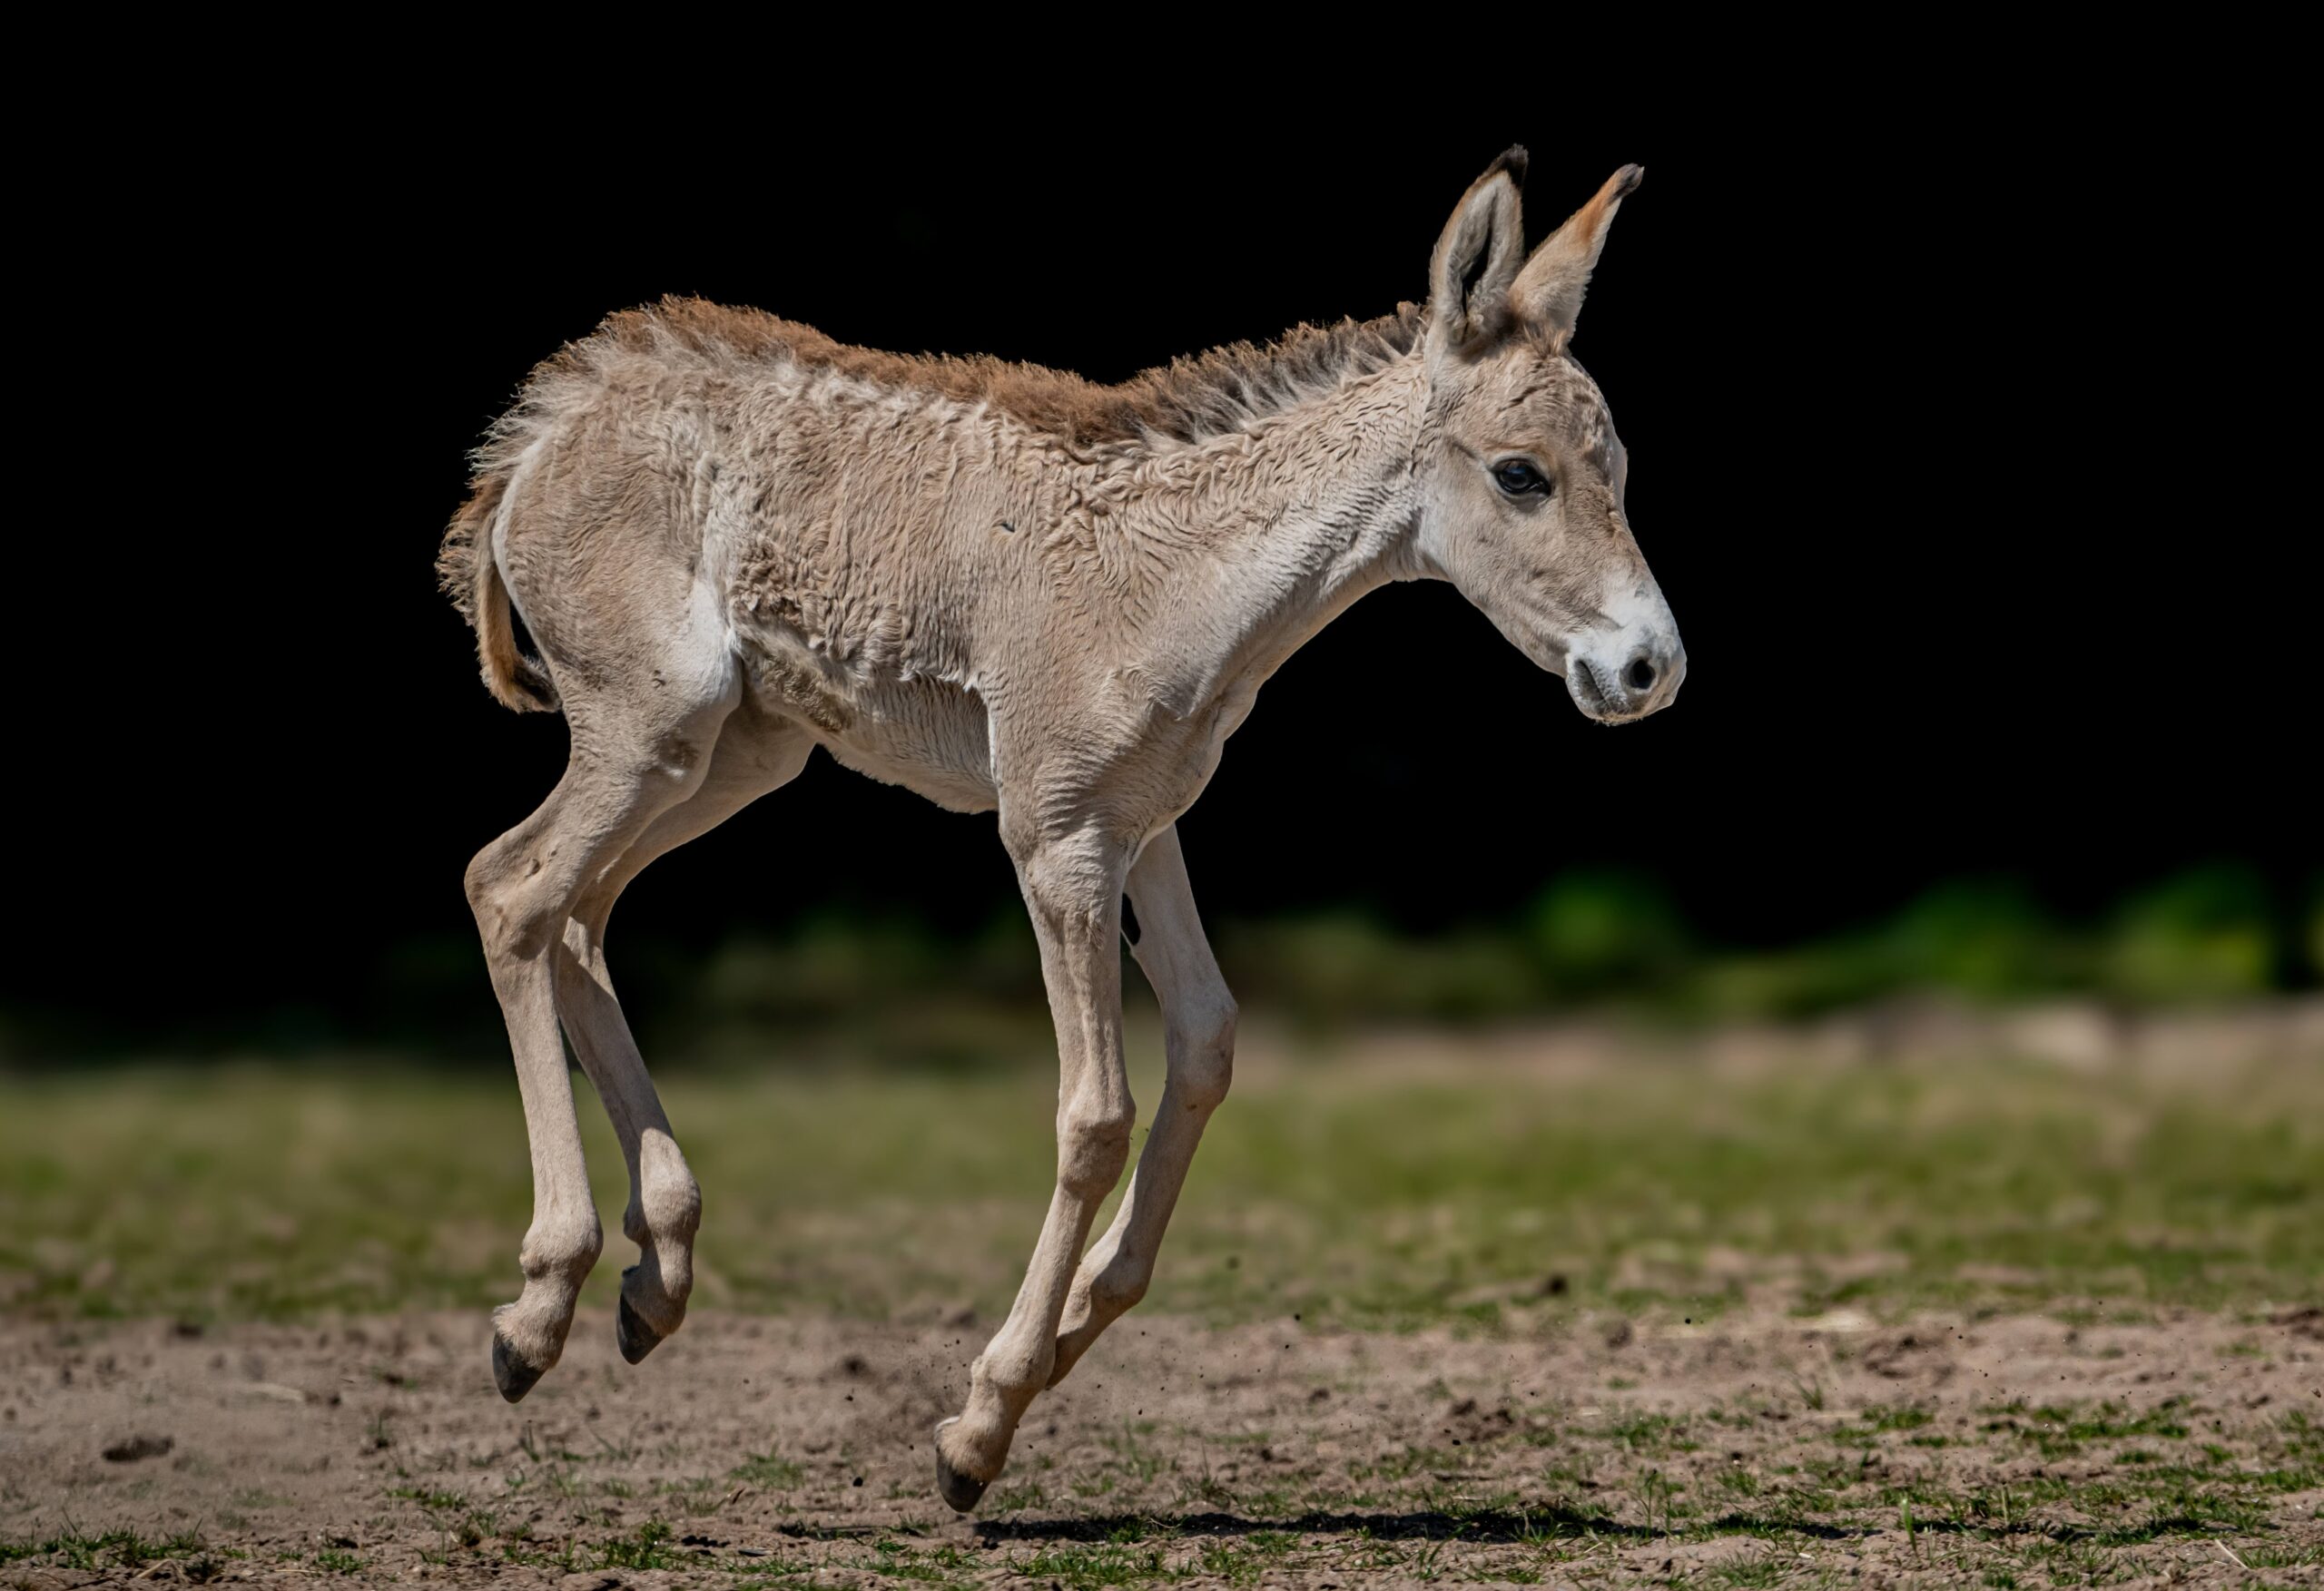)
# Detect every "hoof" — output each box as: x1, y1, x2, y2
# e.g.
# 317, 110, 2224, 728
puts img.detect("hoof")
934, 1447, 990, 1514
491, 1332, 546, 1403
615, 1293, 665, 1366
